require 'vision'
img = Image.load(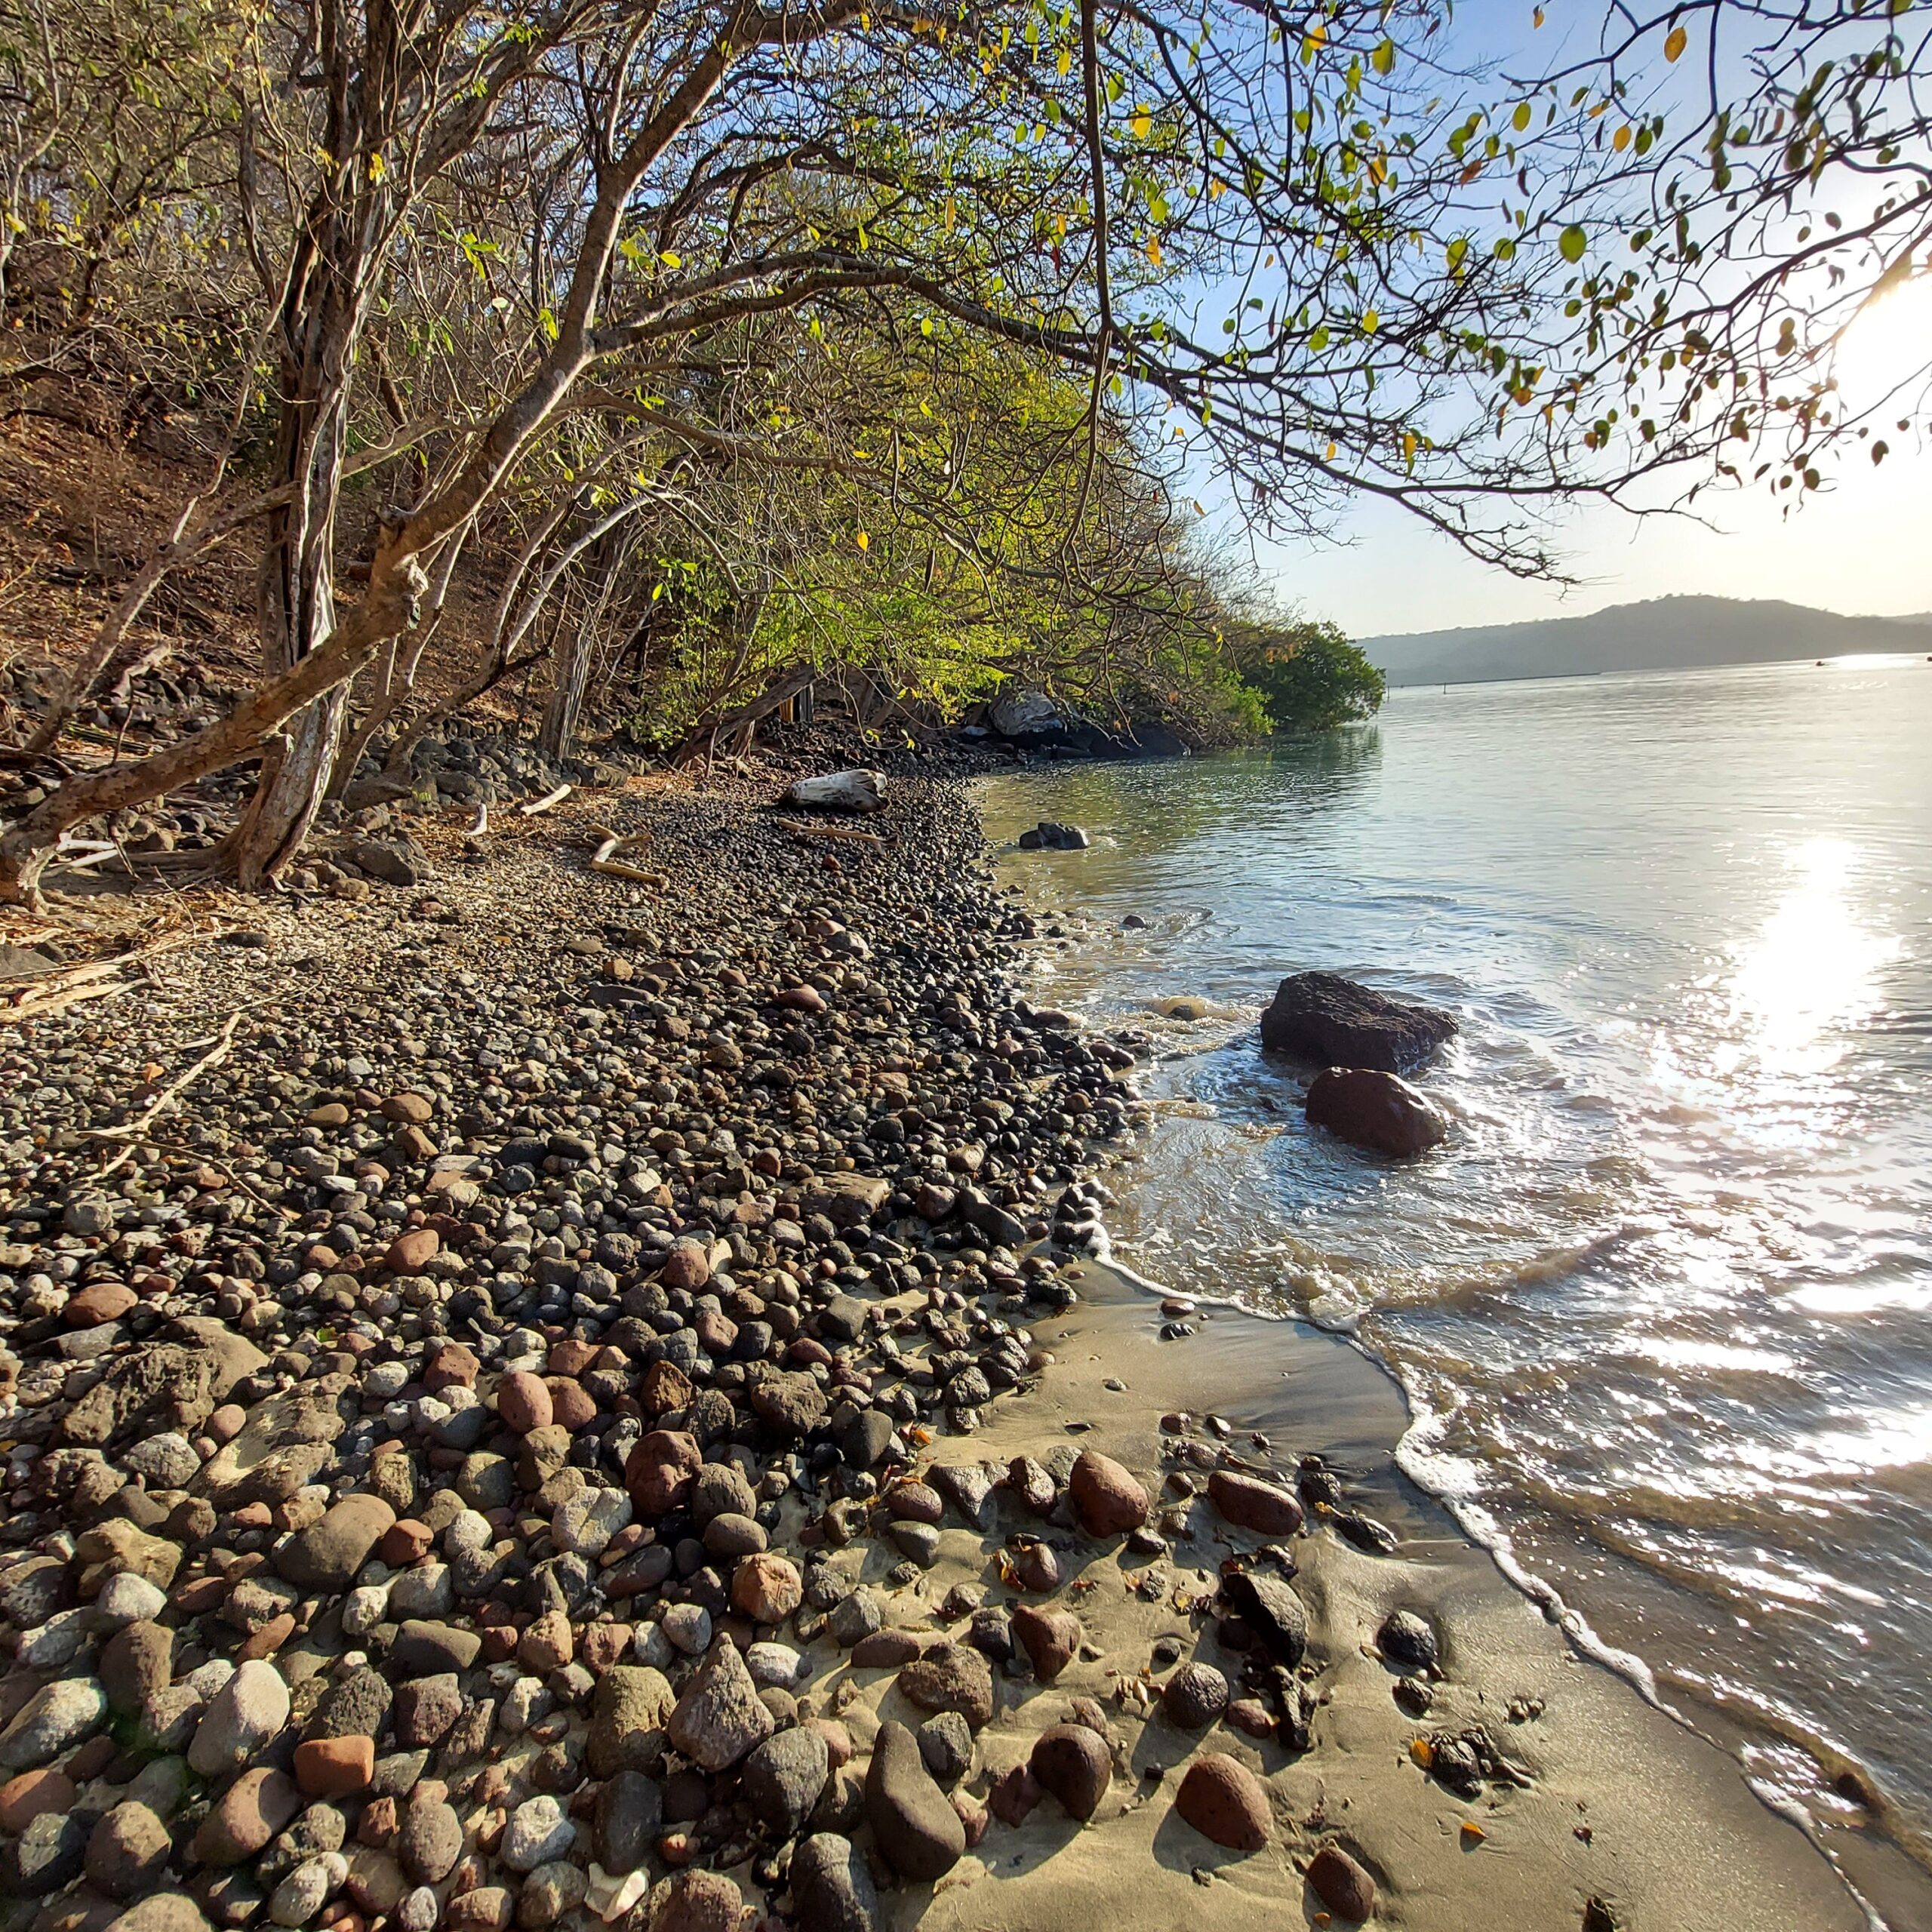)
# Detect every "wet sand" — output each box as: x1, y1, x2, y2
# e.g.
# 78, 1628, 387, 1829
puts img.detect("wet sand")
881, 1255, 1882, 1929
